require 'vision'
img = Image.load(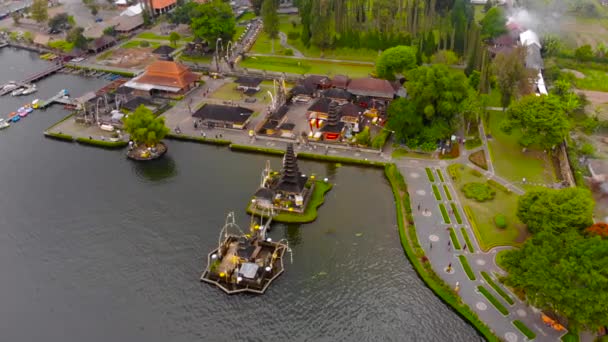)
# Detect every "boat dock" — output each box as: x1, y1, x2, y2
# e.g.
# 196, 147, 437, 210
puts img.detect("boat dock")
38, 90, 77, 109
0, 64, 64, 96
